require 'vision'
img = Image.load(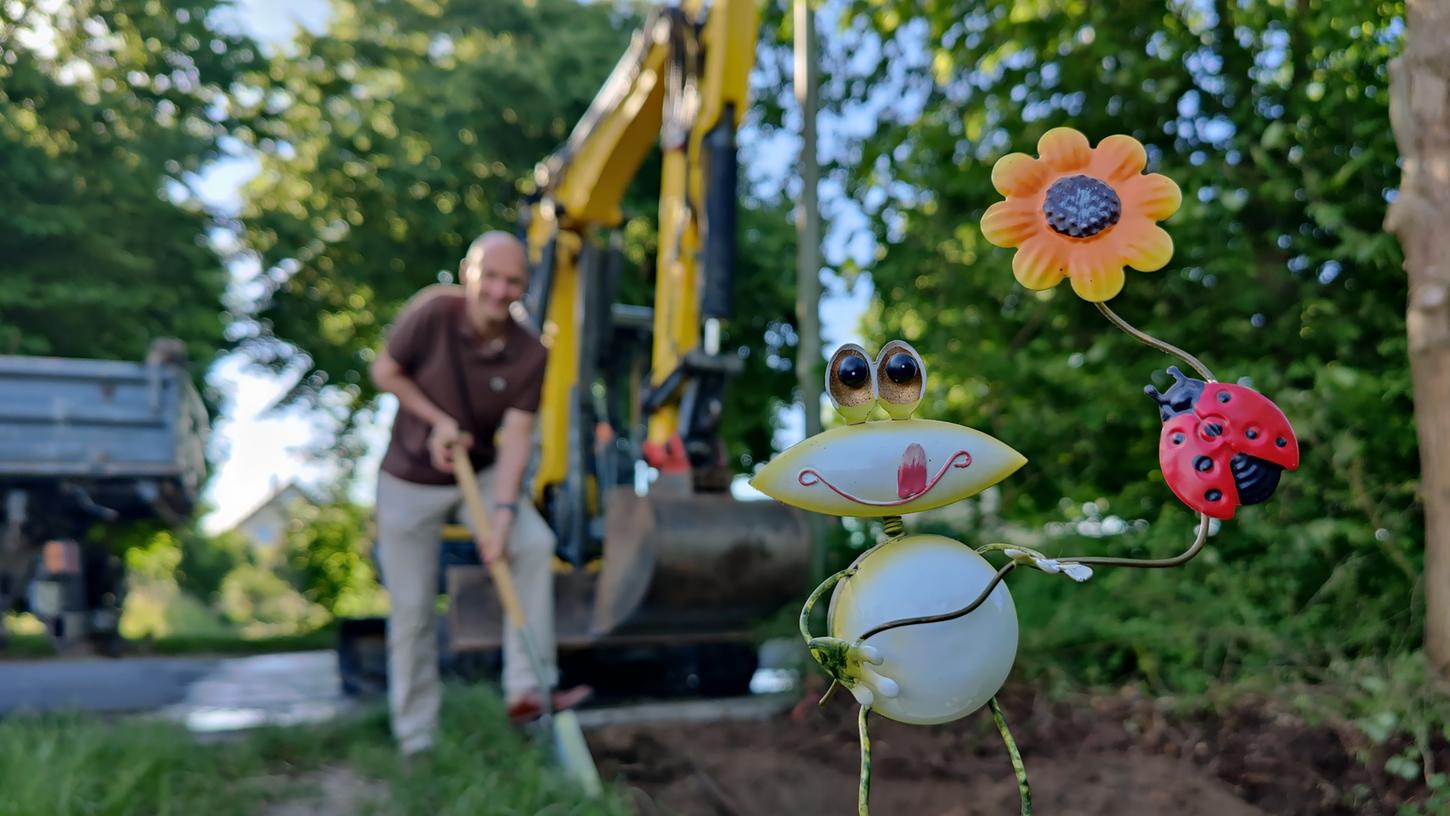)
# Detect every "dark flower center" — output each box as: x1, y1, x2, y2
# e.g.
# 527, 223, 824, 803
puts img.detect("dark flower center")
1043, 175, 1122, 238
